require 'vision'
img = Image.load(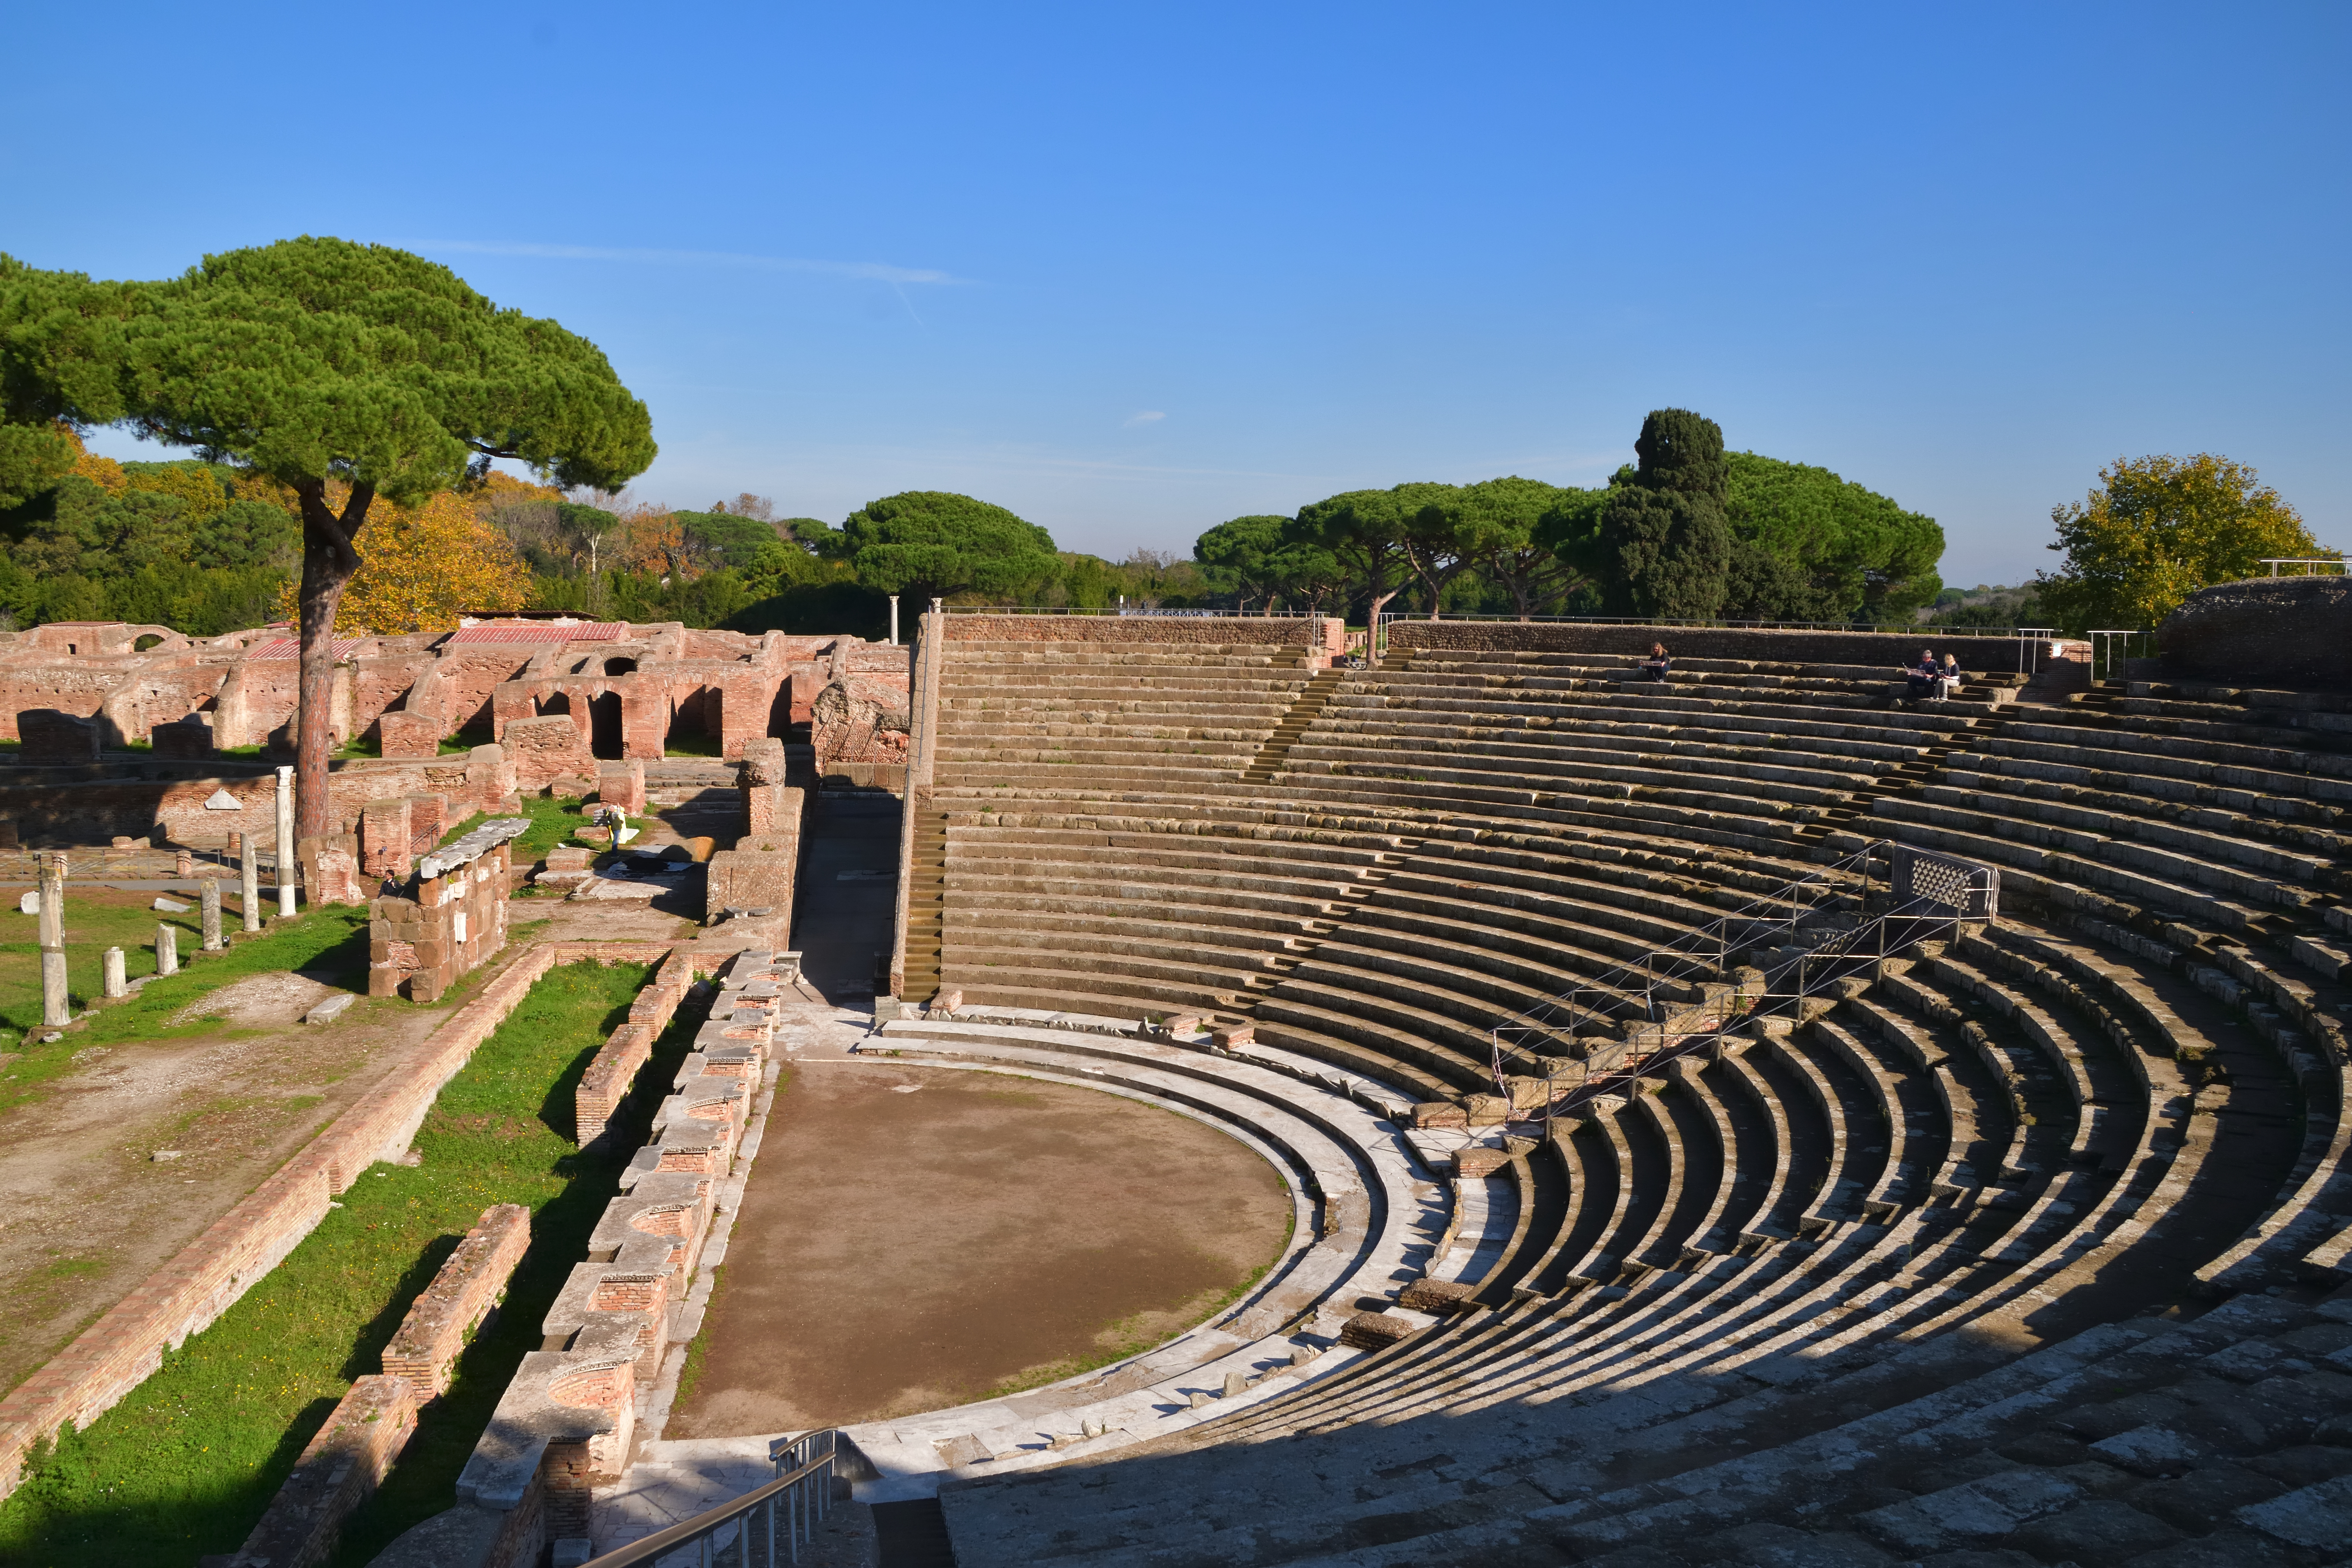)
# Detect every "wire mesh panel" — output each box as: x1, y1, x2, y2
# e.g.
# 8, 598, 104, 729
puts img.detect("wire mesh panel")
1890, 845, 1999, 919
